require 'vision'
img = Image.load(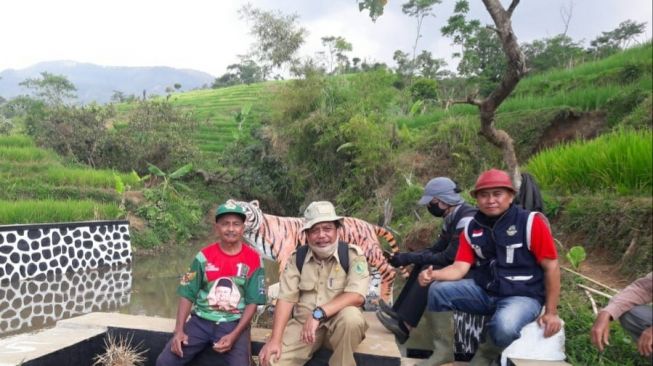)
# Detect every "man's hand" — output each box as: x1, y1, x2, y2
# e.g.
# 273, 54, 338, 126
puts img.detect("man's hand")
590, 311, 612, 352
637, 326, 653, 357
537, 311, 562, 337
259, 339, 282, 366
418, 265, 434, 287
300, 317, 320, 344
171, 330, 189, 357
213, 332, 237, 353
